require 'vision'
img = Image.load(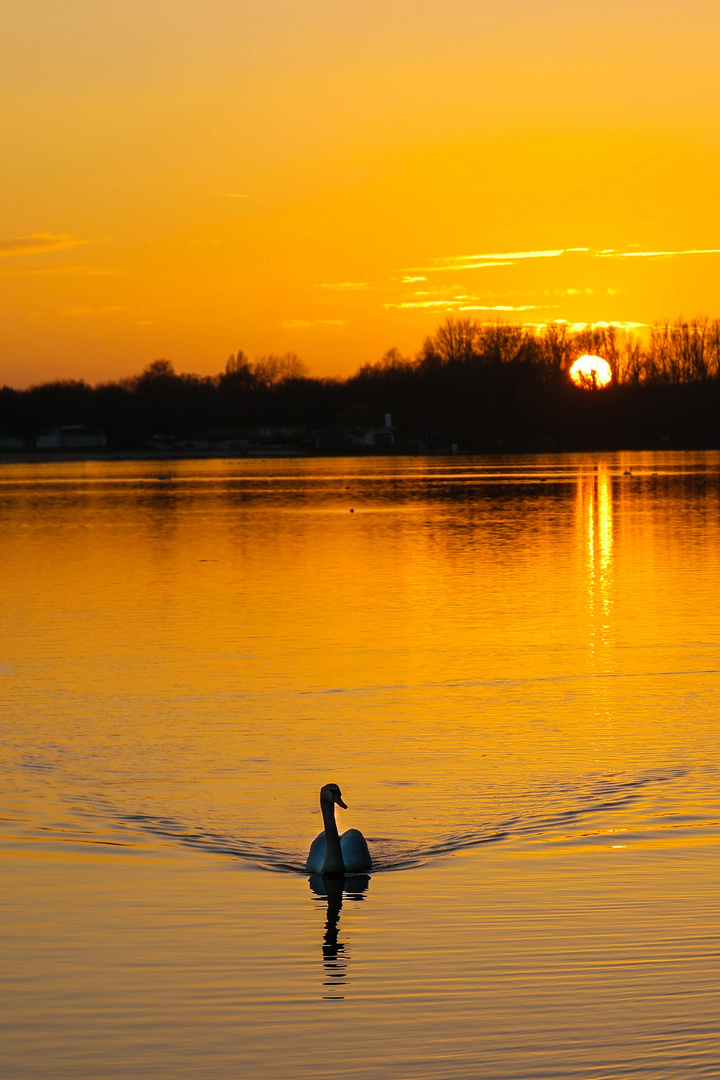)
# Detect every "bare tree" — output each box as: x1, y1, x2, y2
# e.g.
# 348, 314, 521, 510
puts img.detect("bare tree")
357, 347, 415, 378
477, 322, 529, 364
646, 318, 715, 384
423, 317, 480, 363
535, 322, 575, 380
252, 353, 309, 388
